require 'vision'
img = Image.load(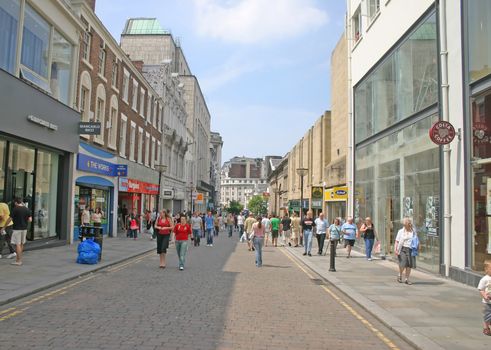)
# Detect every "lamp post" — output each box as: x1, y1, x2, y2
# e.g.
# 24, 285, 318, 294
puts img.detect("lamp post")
155, 164, 168, 214
296, 168, 308, 219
